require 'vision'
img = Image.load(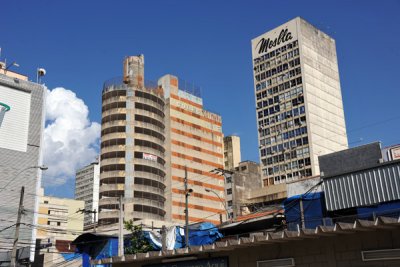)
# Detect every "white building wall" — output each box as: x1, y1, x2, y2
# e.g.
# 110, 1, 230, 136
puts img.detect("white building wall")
299, 18, 348, 175
0, 73, 46, 262
0, 85, 31, 152
251, 17, 348, 197
75, 161, 100, 226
